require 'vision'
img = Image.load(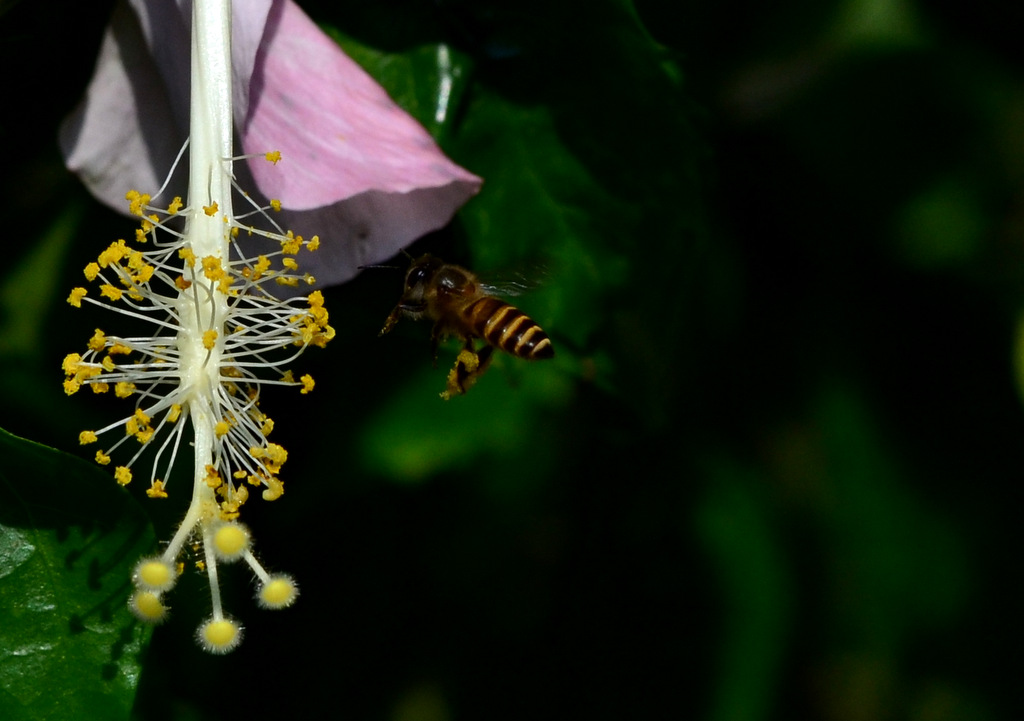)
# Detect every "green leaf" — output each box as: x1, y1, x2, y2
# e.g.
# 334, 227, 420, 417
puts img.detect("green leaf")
0, 428, 155, 721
